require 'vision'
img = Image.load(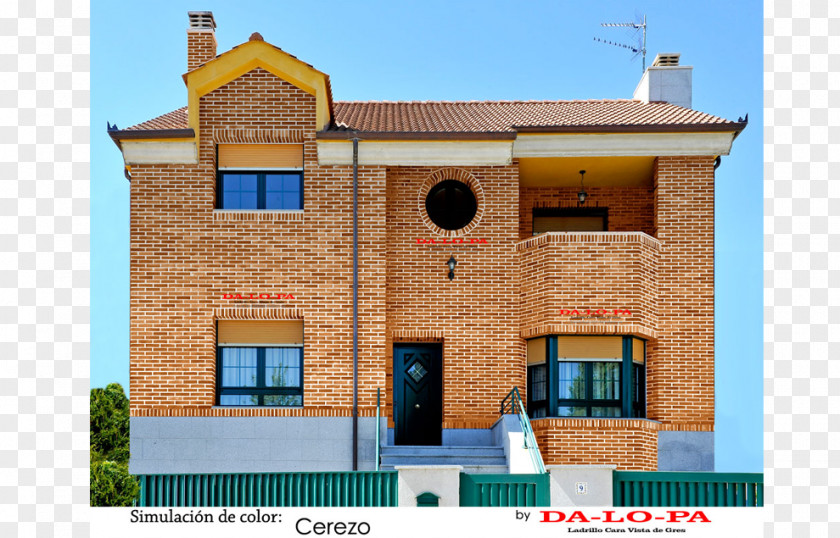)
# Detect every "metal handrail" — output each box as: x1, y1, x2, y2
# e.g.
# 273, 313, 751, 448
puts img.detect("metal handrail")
500, 387, 546, 474
375, 388, 380, 471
